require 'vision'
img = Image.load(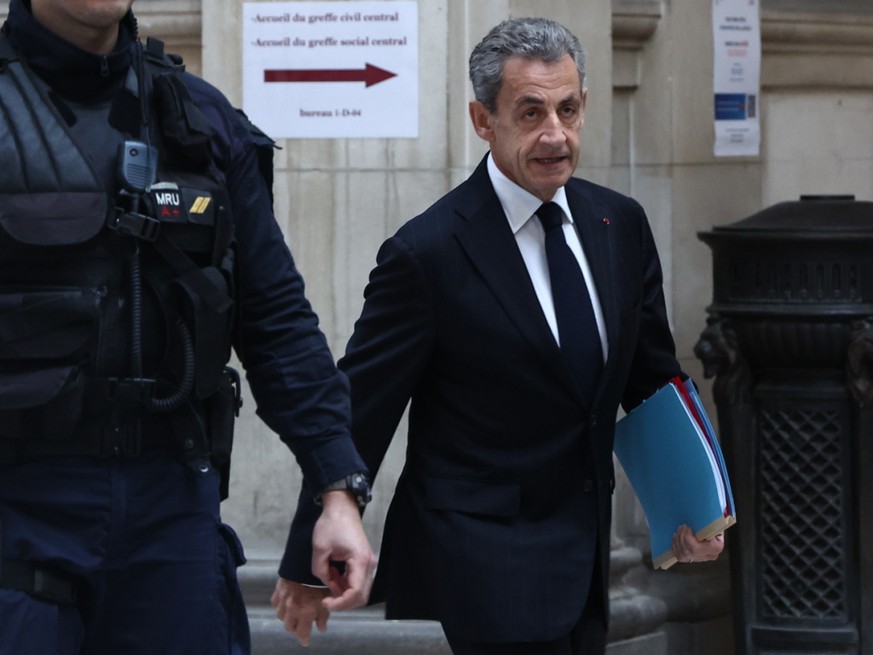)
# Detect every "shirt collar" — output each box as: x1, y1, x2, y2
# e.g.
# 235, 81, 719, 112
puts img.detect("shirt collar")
486, 153, 573, 235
